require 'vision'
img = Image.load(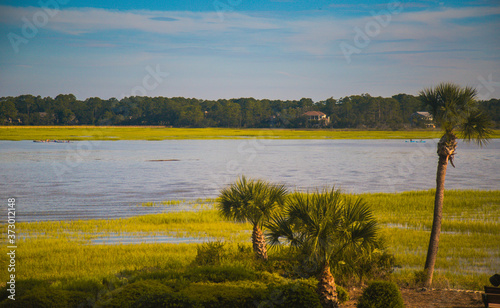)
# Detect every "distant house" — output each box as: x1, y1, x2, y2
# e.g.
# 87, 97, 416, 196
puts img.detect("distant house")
410, 111, 434, 128
303, 111, 330, 125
